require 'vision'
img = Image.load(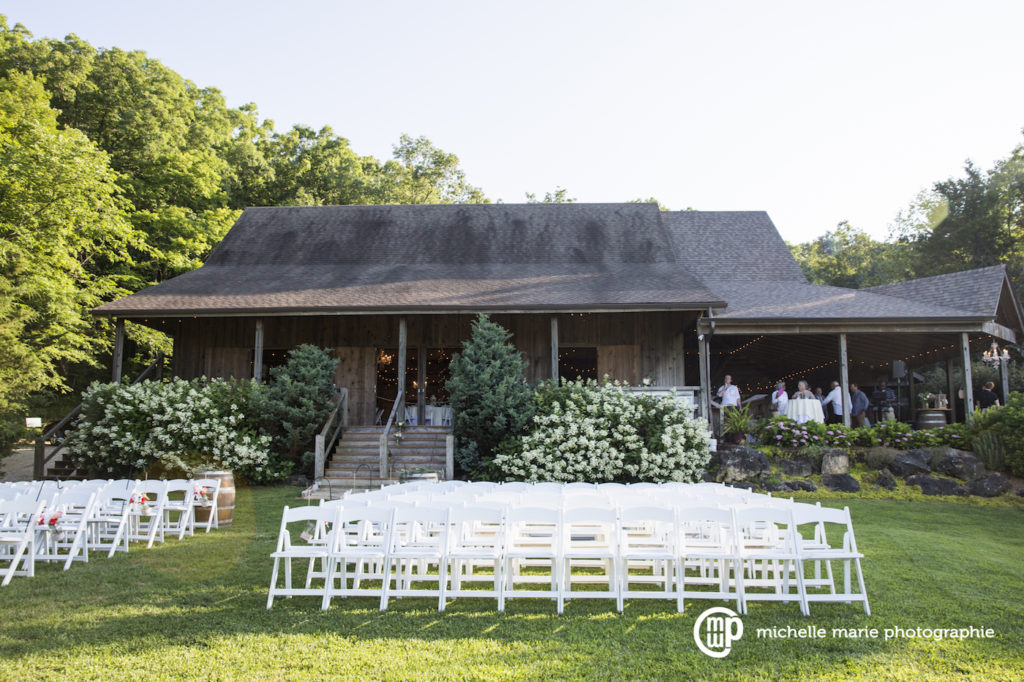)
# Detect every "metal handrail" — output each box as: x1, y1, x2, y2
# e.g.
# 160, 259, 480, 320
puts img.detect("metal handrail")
314, 387, 348, 481
34, 353, 164, 480
379, 388, 404, 479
